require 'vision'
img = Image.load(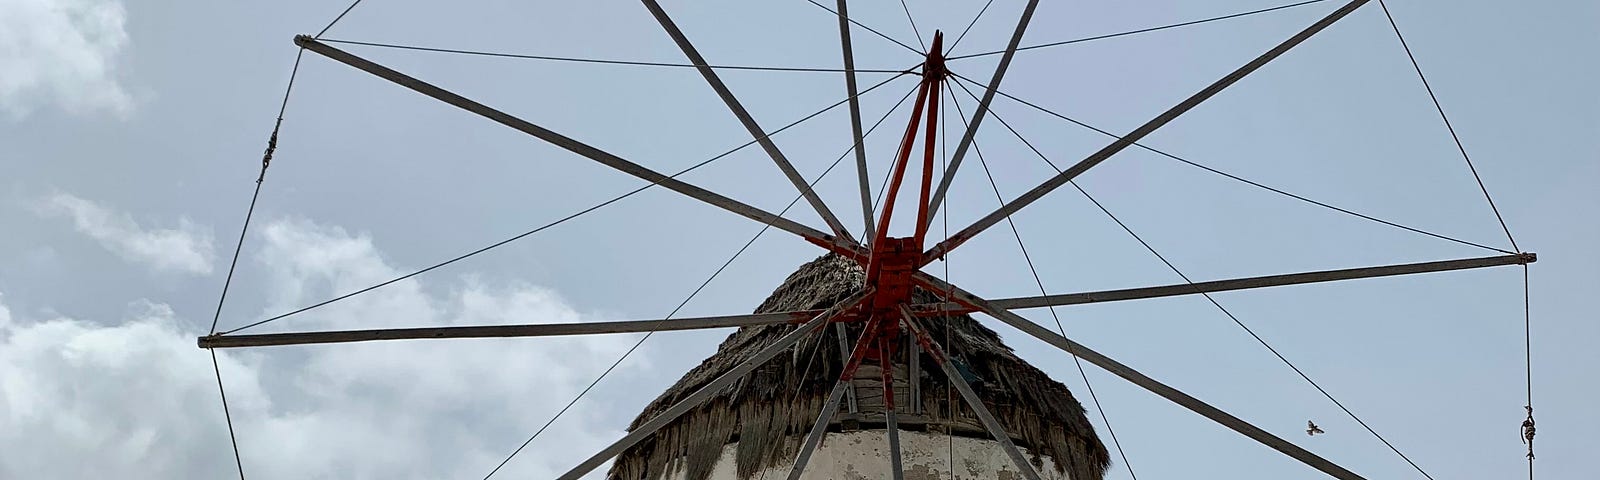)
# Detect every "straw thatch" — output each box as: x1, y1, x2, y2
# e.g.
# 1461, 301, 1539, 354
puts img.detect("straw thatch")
607, 254, 1110, 480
